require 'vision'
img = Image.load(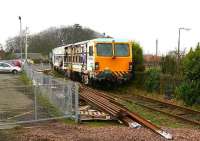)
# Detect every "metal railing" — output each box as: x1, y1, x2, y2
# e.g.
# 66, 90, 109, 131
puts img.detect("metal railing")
24, 64, 79, 121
